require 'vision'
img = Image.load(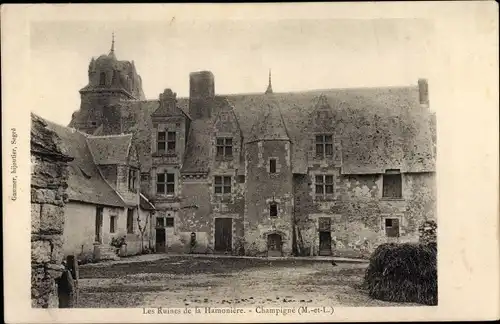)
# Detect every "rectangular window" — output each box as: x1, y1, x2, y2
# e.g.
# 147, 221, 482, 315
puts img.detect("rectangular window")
128, 168, 137, 191
214, 176, 232, 194
216, 137, 233, 158
157, 131, 166, 153
110, 215, 117, 233
166, 217, 174, 227
156, 172, 175, 195
382, 170, 402, 198
156, 217, 165, 227
269, 203, 278, 217
127, 208, 134, 234
315, 134, 333, 158
315, 175, 334, 195
167, 132, 176, 152
269, 159, 277, 173
384, 218, 400, 237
